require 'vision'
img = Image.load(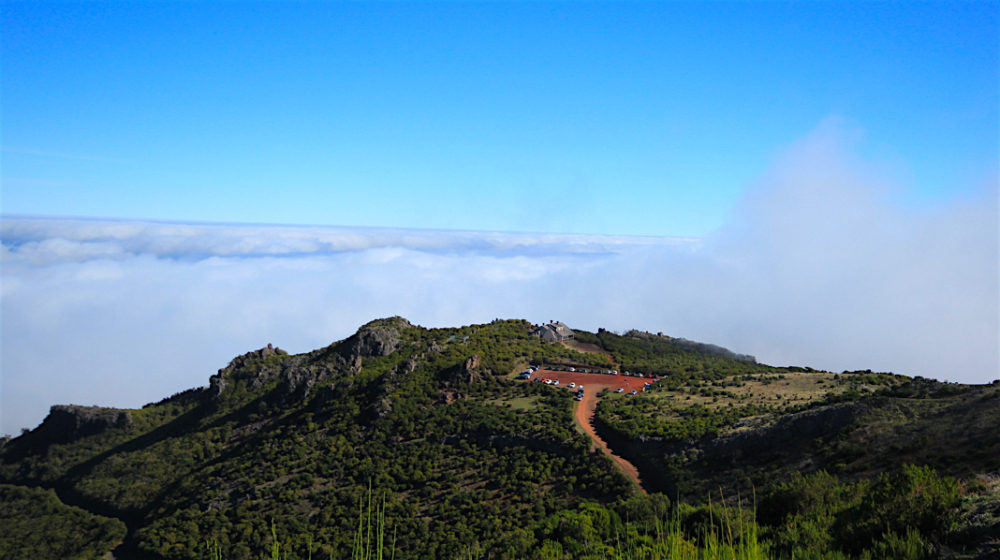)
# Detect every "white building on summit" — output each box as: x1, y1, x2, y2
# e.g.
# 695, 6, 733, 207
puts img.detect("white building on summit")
531, 321, 574, 342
